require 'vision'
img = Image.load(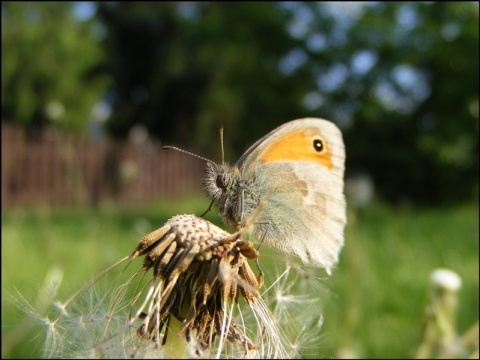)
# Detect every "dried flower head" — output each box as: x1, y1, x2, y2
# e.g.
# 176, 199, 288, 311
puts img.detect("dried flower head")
126, 214, 286, 357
